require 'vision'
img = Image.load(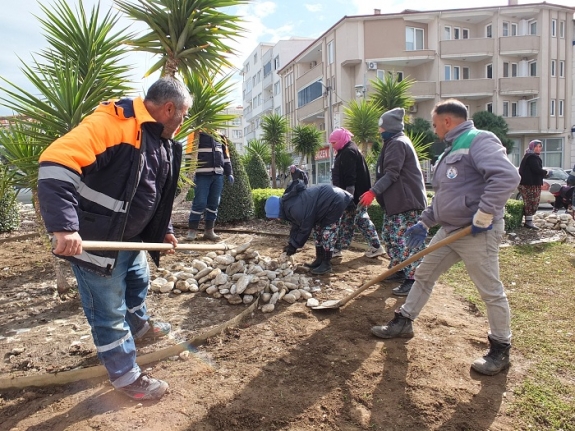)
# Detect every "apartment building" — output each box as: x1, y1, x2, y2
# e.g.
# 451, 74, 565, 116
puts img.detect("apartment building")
241, 38, 314, 147
279, 3, 575, 183
215, 106, 245, 155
